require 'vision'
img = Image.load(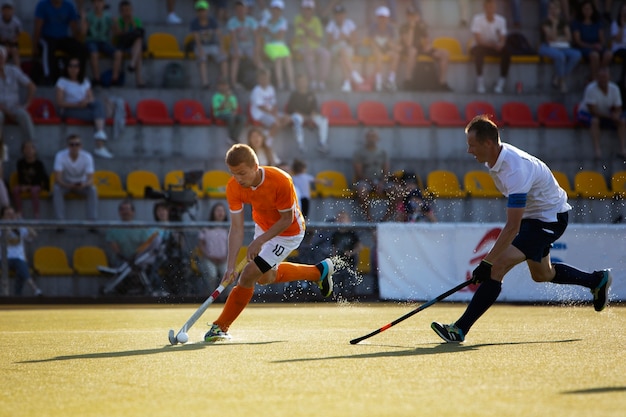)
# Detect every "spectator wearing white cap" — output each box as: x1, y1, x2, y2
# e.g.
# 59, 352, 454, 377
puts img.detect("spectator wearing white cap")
260, 0, 295, 90
325, 4, 364, 92
293, 0, 331, 90
369, 6, 400, 92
